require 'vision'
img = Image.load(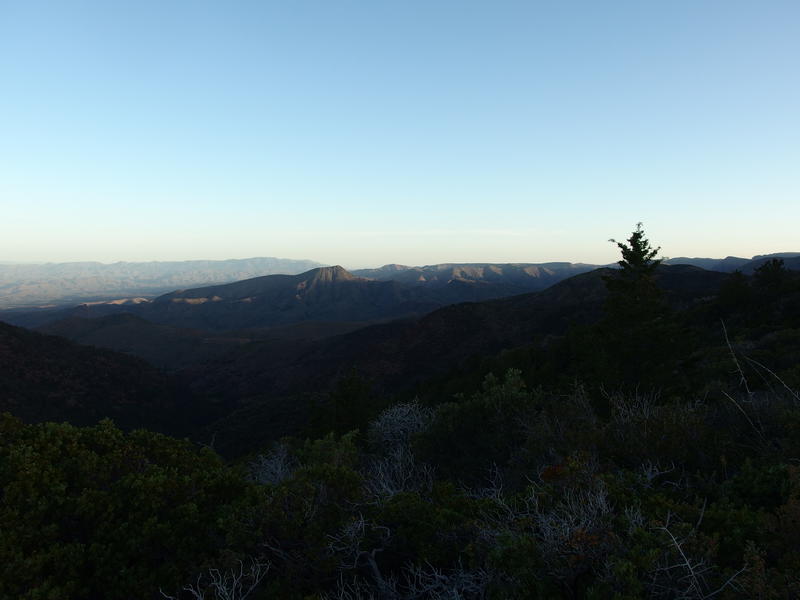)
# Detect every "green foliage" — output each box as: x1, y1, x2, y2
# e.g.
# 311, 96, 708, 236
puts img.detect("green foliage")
717, 269, 755, 314
754, 258, 790, 293
587, 223, 693, 387
307, 369, 386, 438
239, 432, 365, 596
374, 487, 476, 567
609, 221, 662, 275
0, 414, 249, 600
416, 369, 534, 482
604, 222, 665, 317
5, 223, 800, 598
